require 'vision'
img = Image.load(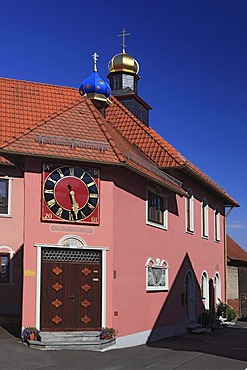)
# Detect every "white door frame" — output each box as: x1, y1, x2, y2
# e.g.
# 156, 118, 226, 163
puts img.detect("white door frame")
34, 243, 108, 331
